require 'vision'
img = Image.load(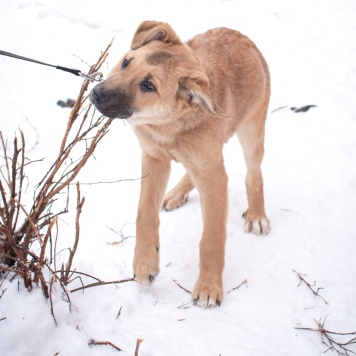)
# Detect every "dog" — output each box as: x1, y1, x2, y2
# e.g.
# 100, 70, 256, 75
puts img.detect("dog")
90, 20, 271, 308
